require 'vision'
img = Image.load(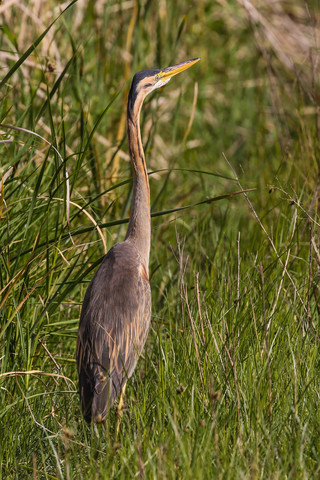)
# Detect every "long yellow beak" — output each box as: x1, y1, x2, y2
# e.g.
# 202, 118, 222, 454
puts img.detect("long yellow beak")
159, 57, 200, 80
